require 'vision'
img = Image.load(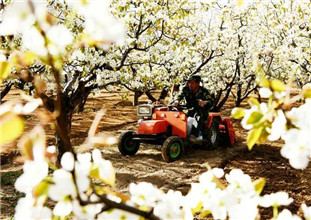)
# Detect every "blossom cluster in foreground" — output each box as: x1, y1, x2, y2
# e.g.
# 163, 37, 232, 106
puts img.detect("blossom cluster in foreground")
232, 80, 311, 169
14, 145, 311, 220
